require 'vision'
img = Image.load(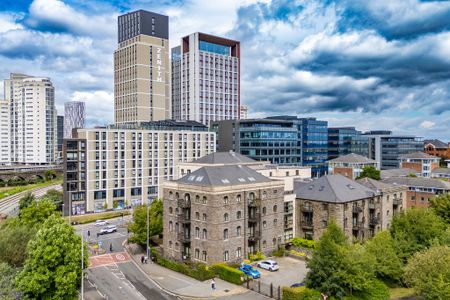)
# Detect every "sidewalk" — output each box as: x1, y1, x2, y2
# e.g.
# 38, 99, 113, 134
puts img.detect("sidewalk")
125, 245, 248, 299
